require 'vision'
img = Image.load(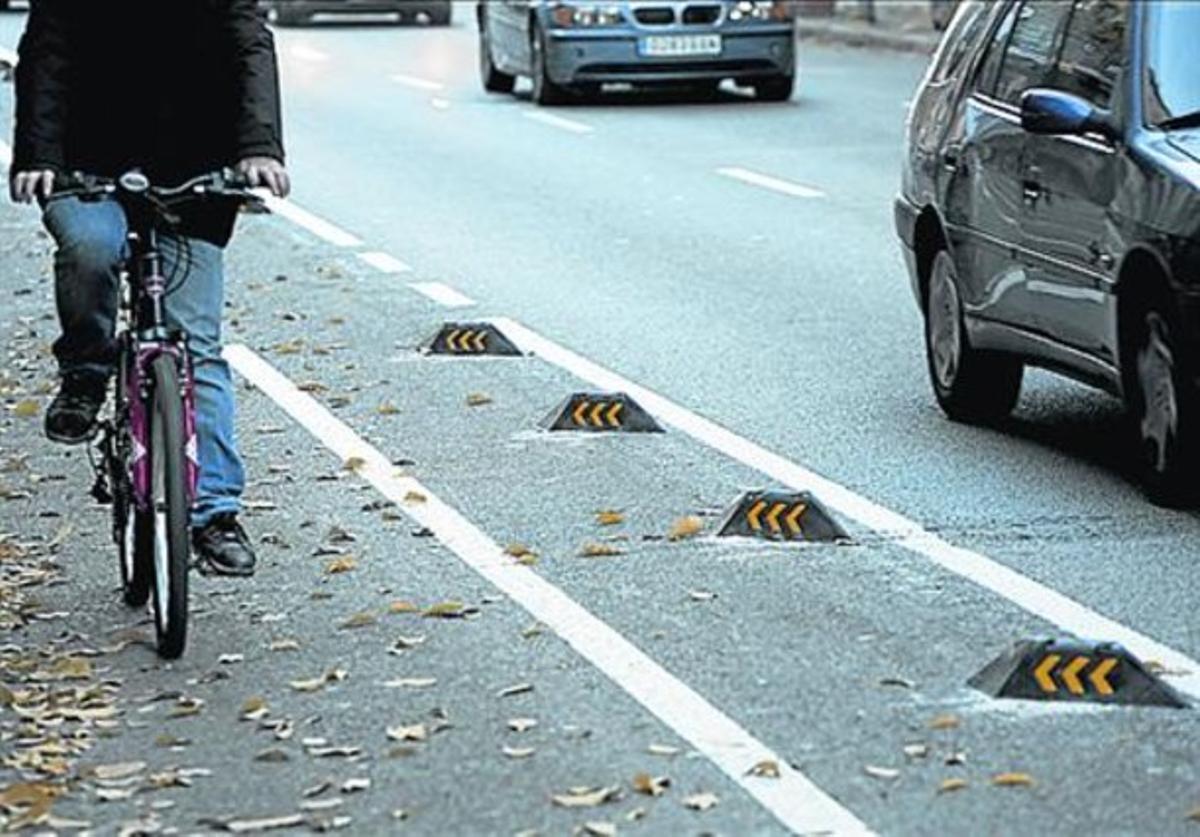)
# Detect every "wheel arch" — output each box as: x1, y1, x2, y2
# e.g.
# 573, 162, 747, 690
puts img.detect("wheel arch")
913, 204, 950, 311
